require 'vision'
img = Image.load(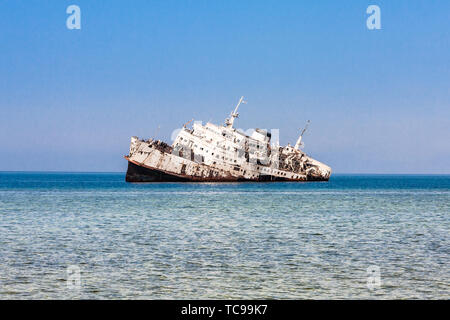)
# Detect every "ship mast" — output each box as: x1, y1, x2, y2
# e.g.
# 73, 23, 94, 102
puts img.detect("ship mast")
225, 96, 246, 128
294, 120, 310, 150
